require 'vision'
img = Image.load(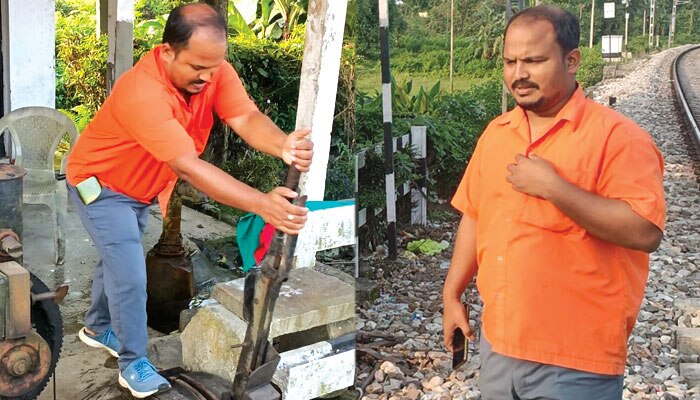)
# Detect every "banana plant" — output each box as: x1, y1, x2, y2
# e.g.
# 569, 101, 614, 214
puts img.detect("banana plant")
230, 0, 307, 40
